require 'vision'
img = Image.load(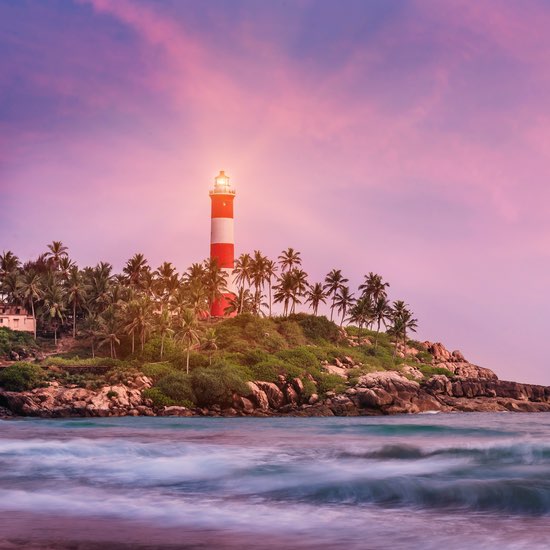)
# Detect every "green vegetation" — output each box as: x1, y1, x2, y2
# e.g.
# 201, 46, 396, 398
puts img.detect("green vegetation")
0, 243, 435, 408
0, 363, 45, 391
0, 327, 36, 356
418, 364, 453, 379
